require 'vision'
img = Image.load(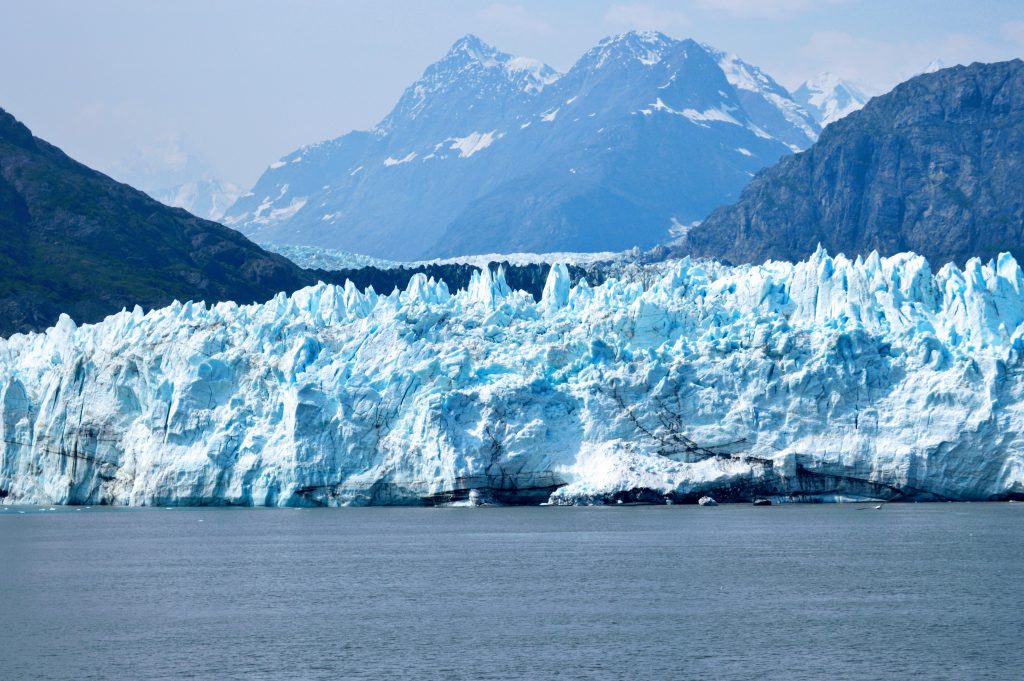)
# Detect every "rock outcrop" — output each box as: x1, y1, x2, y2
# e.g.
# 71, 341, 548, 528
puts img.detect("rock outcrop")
684, 60, 1024, 267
